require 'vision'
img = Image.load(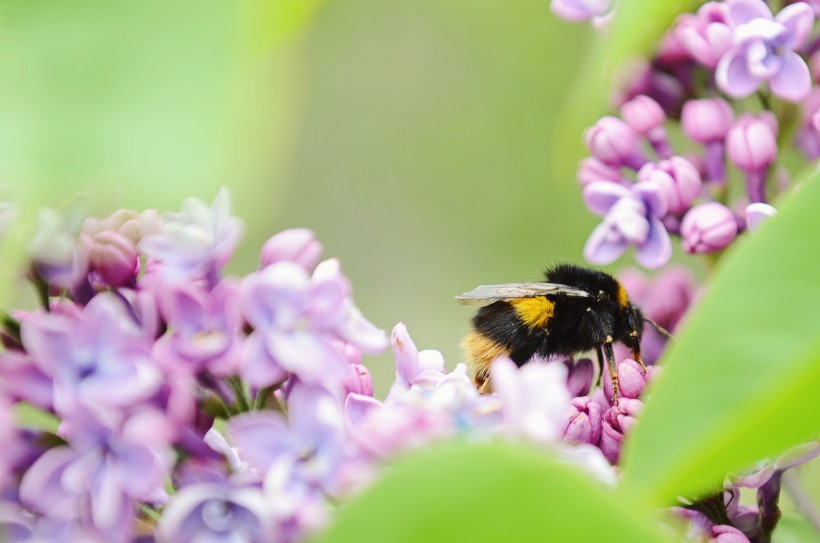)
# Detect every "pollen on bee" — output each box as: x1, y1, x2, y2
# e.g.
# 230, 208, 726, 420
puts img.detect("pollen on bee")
509, 296, 554, 329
